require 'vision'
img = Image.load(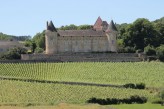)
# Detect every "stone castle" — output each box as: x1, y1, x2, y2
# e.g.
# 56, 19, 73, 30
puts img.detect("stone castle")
21, 17, 142, 62
45, 17, 118, 54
